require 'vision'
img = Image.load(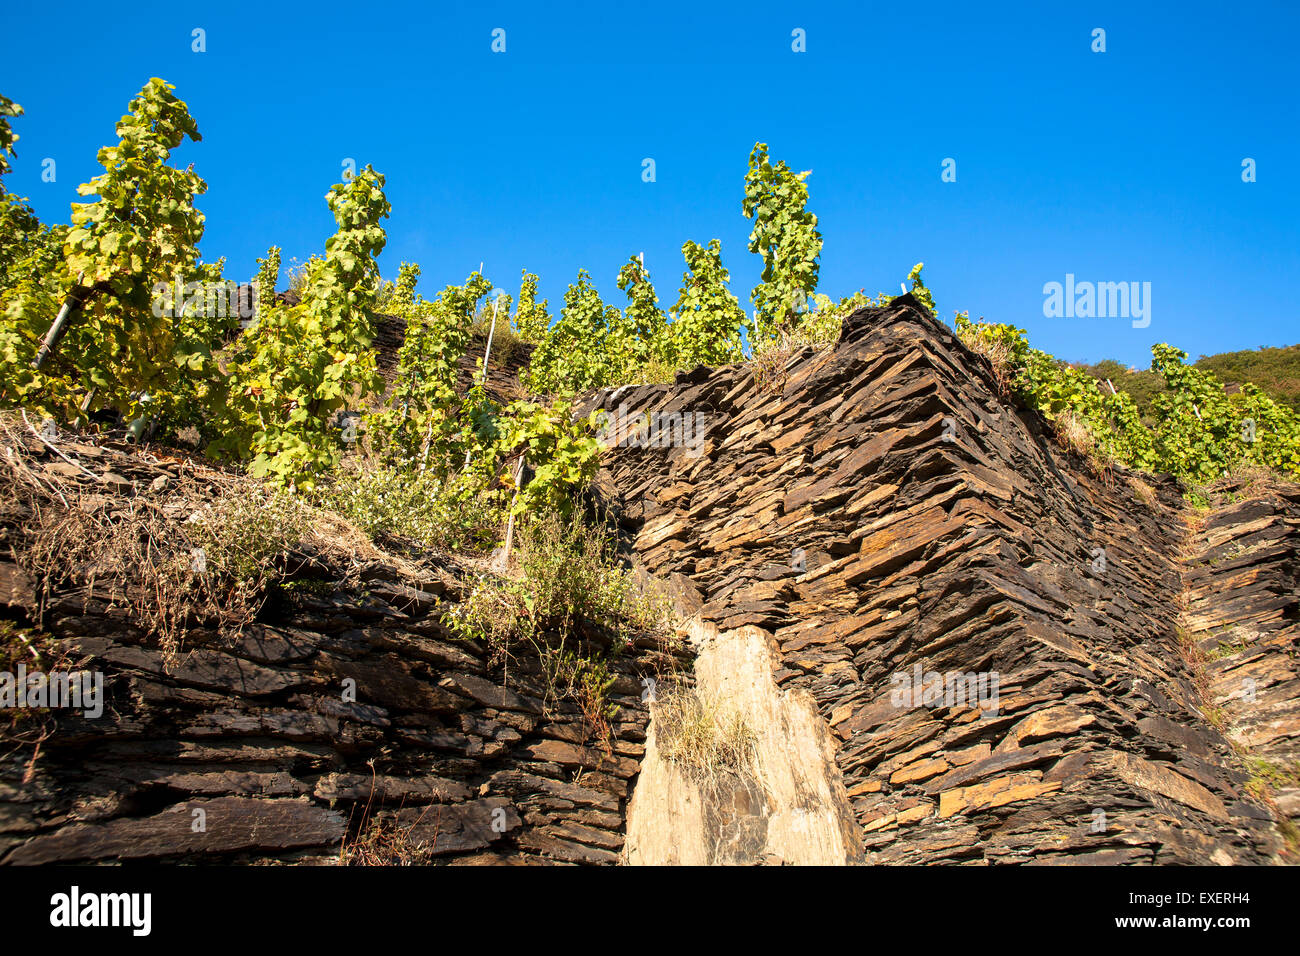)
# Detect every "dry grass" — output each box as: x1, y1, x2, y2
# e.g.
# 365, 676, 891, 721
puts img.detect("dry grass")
1173, 625, 1231, 734
0, 412, 418, 667
748, 308, 843, 394
955, 326, 1014, 397
1217, 462, 1280, 501
340, 814, 439, 866
0, 619, 83, 775
651, 680, 758, 793
23, 486, 297, 665
1186, 462, 1297, 510
1129, 476, 1159, 508
1052, 408, 1095, 458
750, 338, 798, 394
339, 766, 442, 866
445, 509, 671, 668
1049, 408, 1119, 484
